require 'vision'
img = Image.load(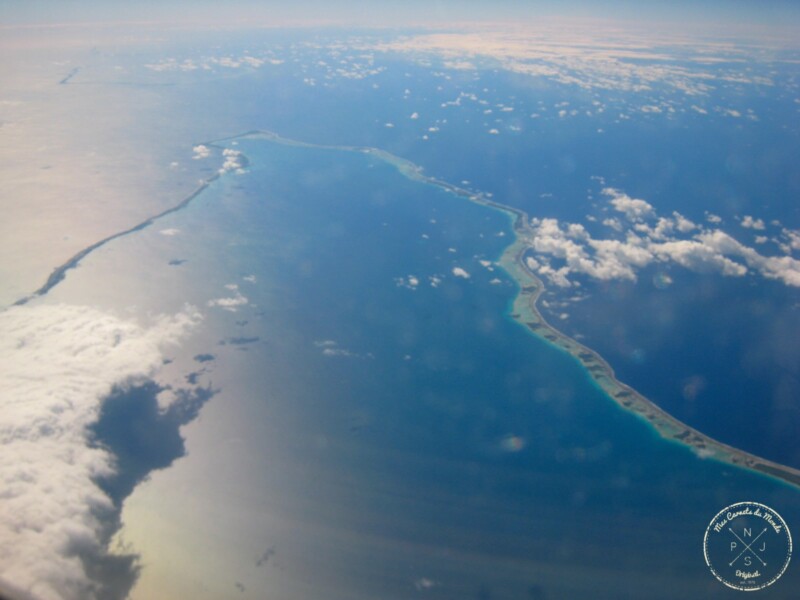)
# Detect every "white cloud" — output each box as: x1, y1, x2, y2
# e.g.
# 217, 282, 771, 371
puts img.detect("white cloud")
192, 145, 210, 160
241, 56, 265, 68
214, 57, 241, 69
414, 578, 439, 591
673, 212, 698, 233
0, 303, 199, 600
410, 112, 419, 119
207, 291, 248, 311
697, 230, 800, 286
603, 188, 655, 222
602, 217, 623, 232
524, 188, 800, 289
452, 267, 471, 279
159, 228, 180, 236
219, 148, 244, 174
741, 215, 766, 230
588, 237, 653, 277
536, 263, 573, 288
781, 228, 800, 253
371, 29, 778, 97
313, 340, 366, 359
322, 347, 354, 357
650, 238, 747, 276
394, 275, 420, 290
